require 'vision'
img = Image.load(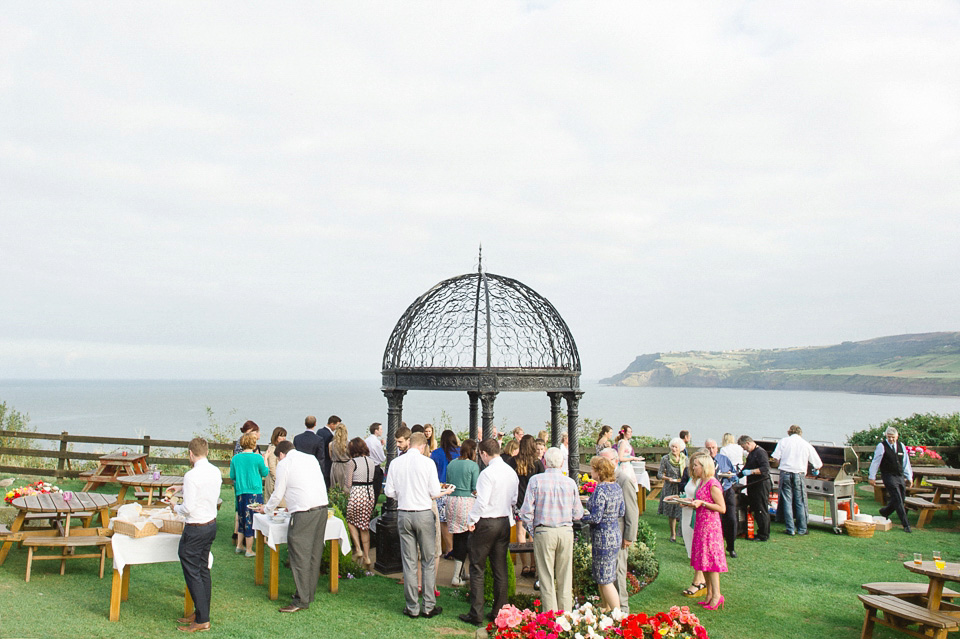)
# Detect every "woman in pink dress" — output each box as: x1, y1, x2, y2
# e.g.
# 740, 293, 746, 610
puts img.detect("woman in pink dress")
684, 454, 727, 610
